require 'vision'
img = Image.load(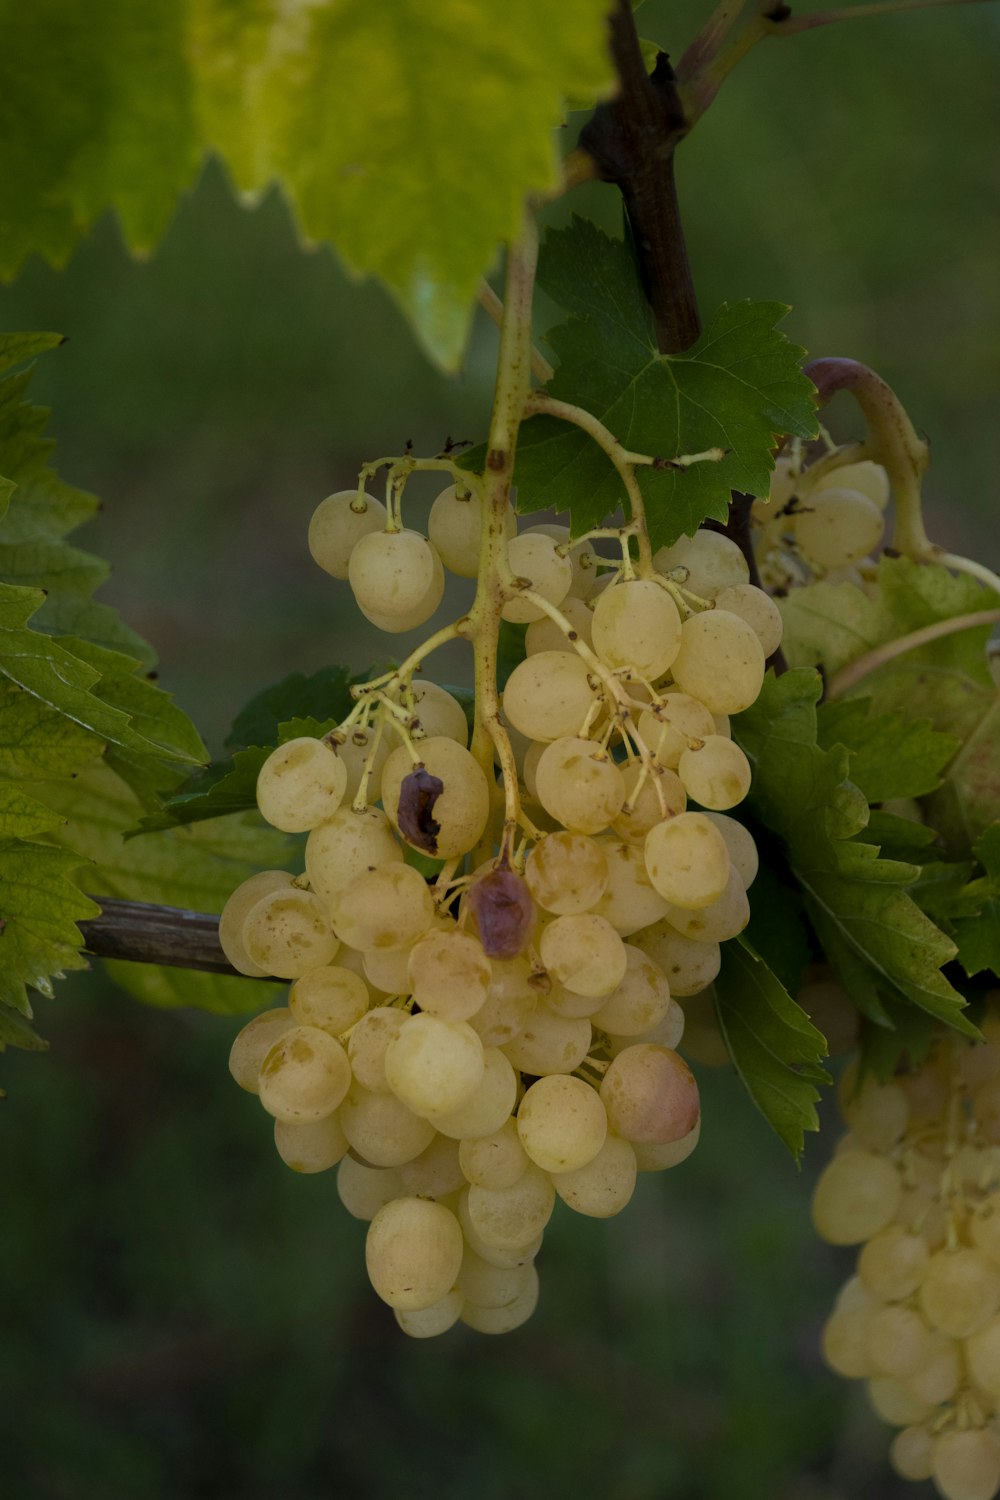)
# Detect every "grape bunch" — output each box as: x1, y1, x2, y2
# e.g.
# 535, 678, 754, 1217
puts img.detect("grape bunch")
219, 466, 778, 1336
752, 453, 890, 592
814, 1010, 1000, 1500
